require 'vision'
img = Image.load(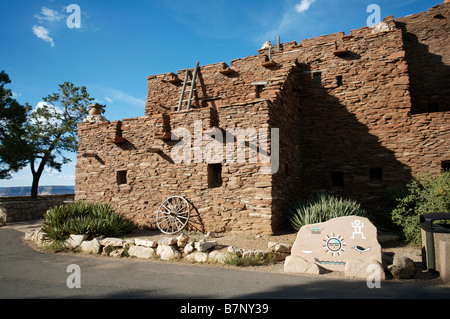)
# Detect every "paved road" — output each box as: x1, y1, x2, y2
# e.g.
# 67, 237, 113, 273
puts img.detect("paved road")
1, 222, 449, 300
